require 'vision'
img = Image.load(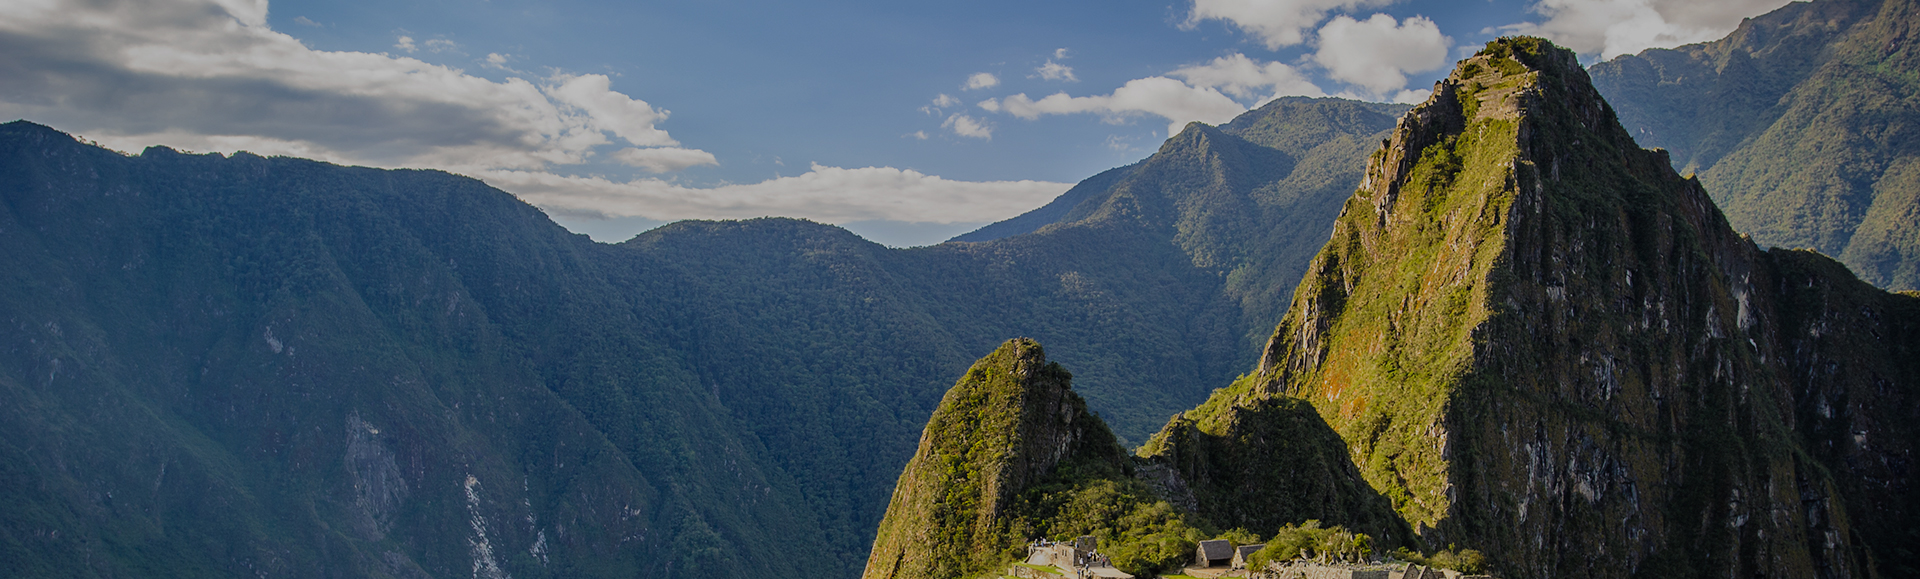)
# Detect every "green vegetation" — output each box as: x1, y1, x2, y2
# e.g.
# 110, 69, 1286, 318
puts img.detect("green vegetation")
0, 94, 1407, 578
1391, 546, 1486, 574
1592, 0, 1920, 289
1243, 521, 1374, 569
